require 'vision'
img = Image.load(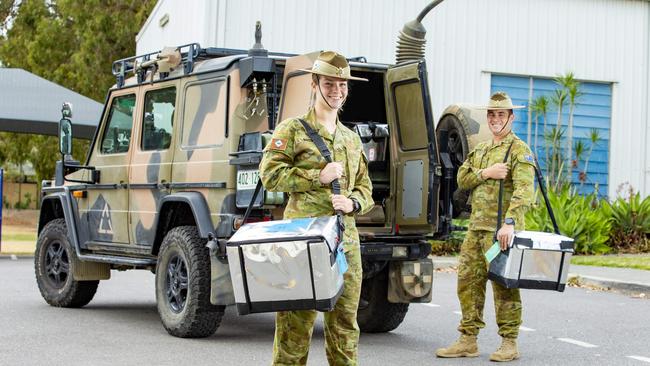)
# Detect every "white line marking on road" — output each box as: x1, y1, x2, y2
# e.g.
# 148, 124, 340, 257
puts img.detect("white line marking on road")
519, 326, 535, 332
10, 255, 17, 261
628, 356, 650, 363
453, 311, 462, 315
421, 303, 440, 308
557, 338, 598, 348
